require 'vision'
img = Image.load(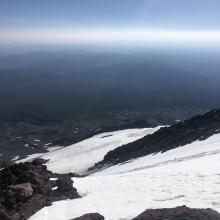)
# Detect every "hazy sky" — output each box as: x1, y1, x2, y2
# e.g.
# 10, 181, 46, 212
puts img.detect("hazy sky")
0, 0, 220, 44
